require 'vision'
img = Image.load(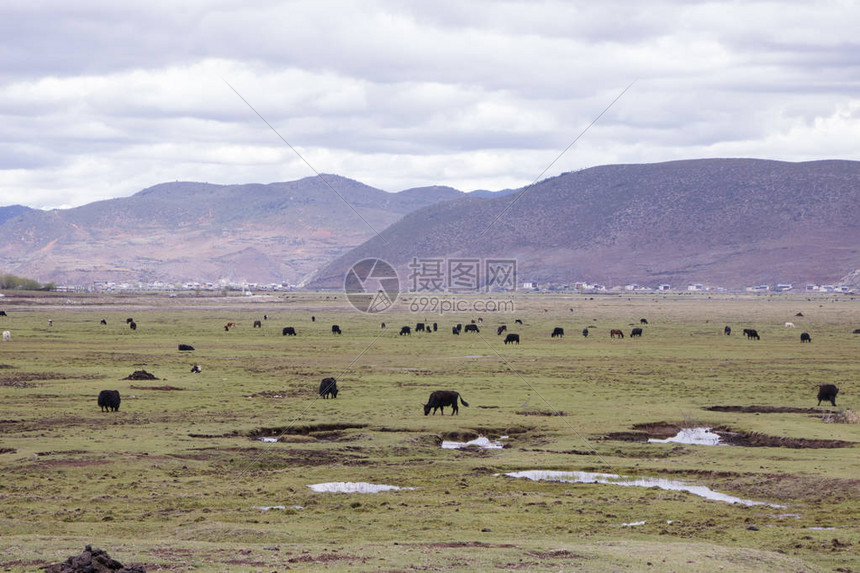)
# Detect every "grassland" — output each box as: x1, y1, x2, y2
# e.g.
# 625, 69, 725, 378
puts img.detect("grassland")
0, 291, 857, 572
